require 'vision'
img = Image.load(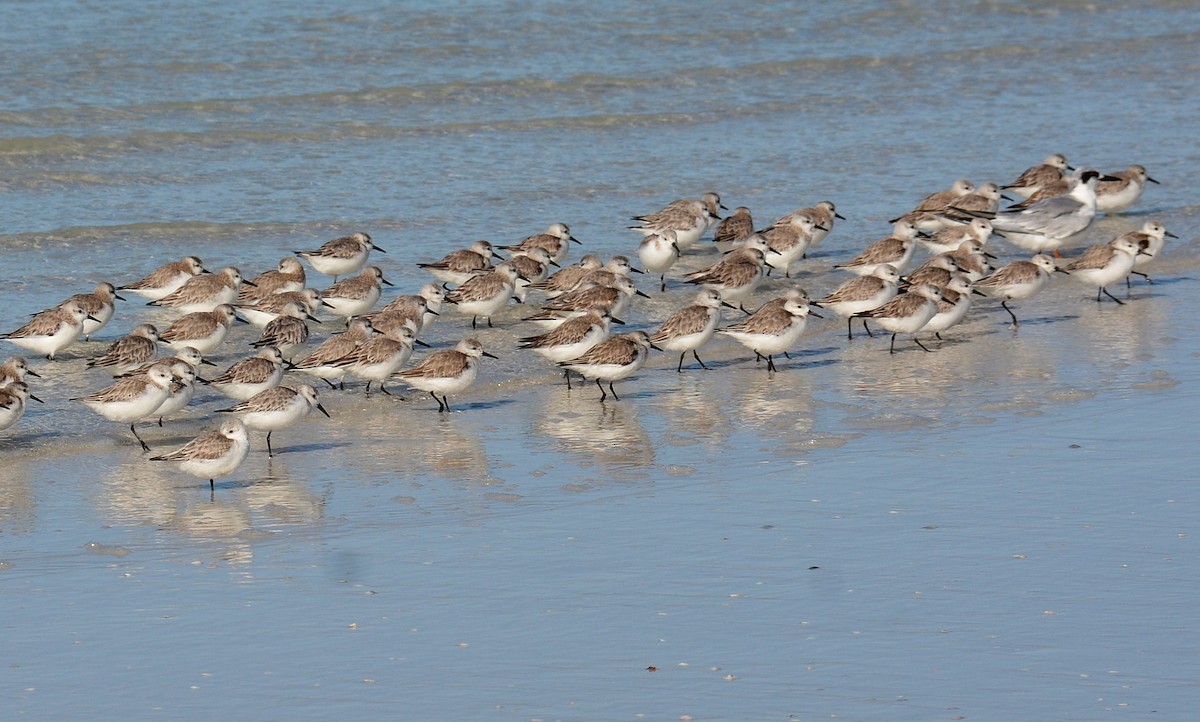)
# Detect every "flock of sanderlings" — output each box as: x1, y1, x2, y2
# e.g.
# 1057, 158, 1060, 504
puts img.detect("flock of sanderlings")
0, 154, 1172, 489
